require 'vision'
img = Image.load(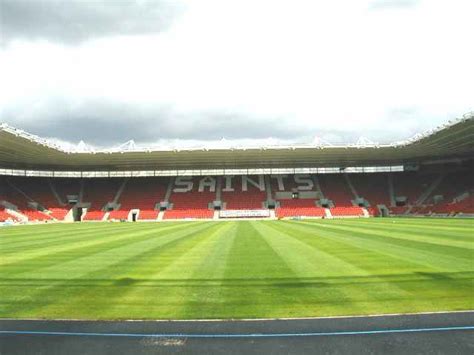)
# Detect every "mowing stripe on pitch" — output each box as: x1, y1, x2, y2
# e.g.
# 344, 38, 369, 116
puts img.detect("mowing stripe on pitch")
1, 326, 473, 338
